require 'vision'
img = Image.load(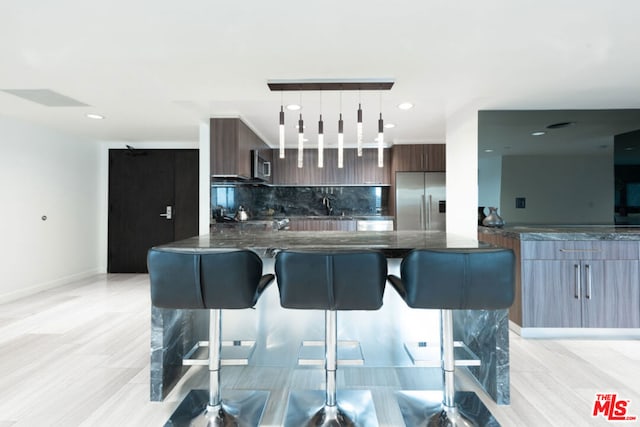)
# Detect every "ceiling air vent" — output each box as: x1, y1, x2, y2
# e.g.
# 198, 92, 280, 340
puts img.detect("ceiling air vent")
0, 89, 89, 107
